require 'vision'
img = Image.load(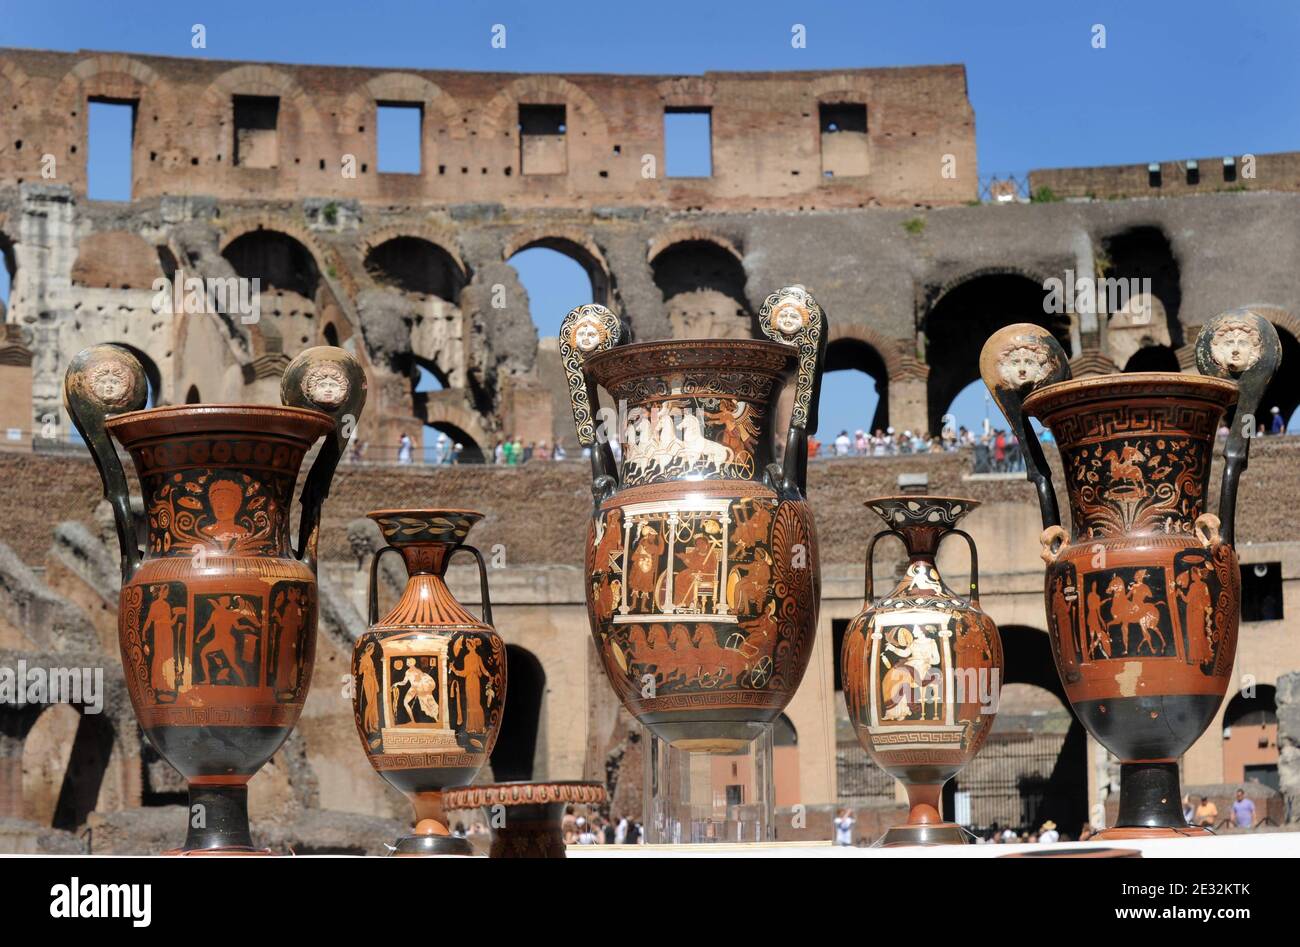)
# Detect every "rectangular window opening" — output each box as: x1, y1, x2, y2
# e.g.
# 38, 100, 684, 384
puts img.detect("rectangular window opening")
664, 108, 712, 178
1241, 562, 1283, 621
233, 95, 280, 169
519, 104, 567, 175
87, 98, 136, 201
377, 102, 423, 174
819, 102, 868, 179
